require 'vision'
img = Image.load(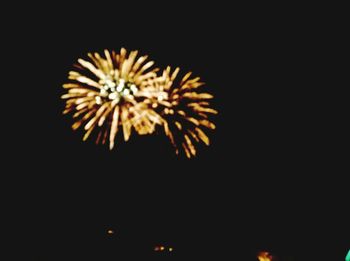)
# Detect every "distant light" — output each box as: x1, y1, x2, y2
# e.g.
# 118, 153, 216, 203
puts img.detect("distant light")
257, 251, 273, 261
346, 249, 350, 261
107, 229, 114, 235
155, 245, 170, 252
